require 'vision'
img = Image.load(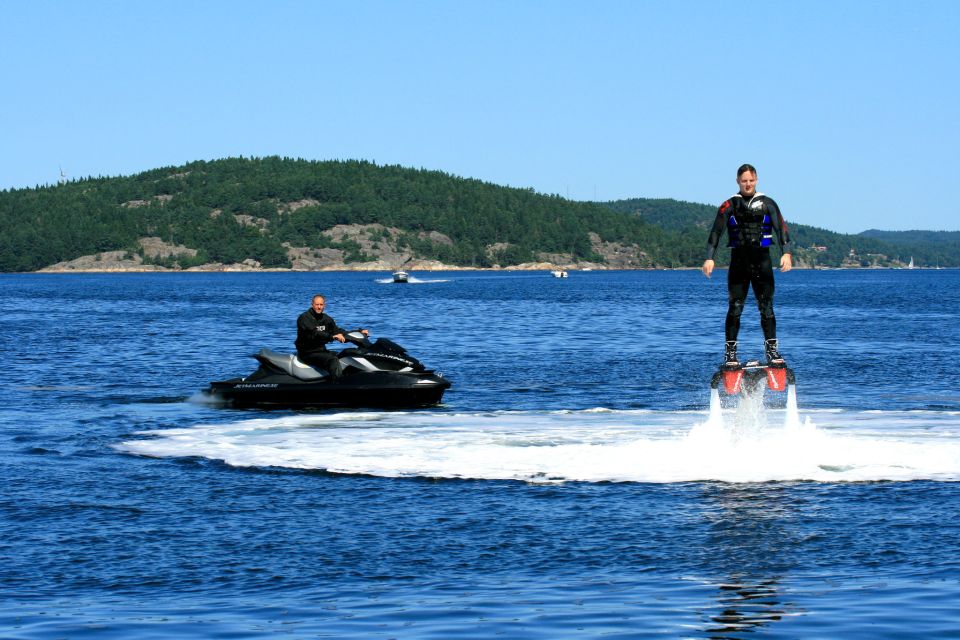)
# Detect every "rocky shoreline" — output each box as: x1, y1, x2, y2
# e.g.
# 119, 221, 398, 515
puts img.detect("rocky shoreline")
36, 246, 601, 274
34, 225, 640, 273
32, 225, 888, 274
35, 260, 610, 274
